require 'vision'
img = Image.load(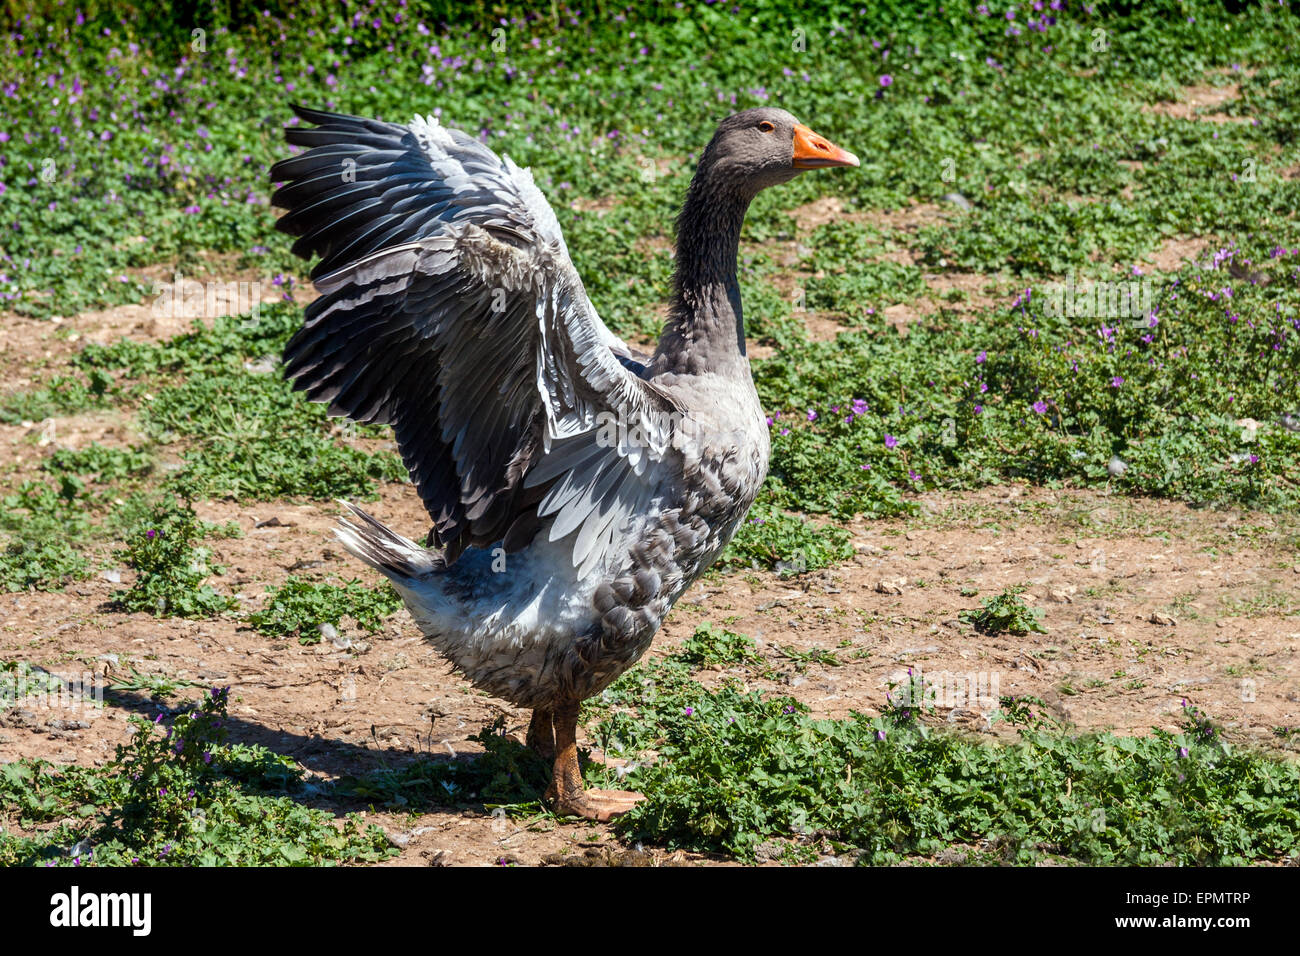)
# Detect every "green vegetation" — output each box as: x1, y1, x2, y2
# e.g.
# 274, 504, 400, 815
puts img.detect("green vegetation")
113, 496, 238, 619
45, 444, 154, 486
0, 481, 94, 592
1, 0, 1297, 565
0, 533, 91, 593
336, 719, 550, 814
959, 585, 1048, 636
0, 306, 406, 593
720, 499, 856, 573
0, 661, 75, 711
0, 371, 114, 425
250, 576, 404, 644
74, 305, 408, 503
673, 623, 764, 668
0, 688, 396, 866
595, 663, 1300, 864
